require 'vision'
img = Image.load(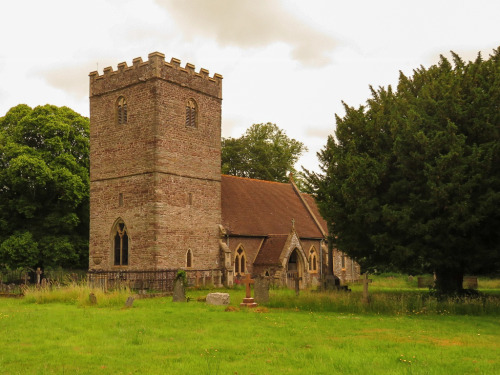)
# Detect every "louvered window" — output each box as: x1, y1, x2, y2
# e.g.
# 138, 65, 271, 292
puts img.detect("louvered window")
185, 99, 197, 127
117, 97, 128, 125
